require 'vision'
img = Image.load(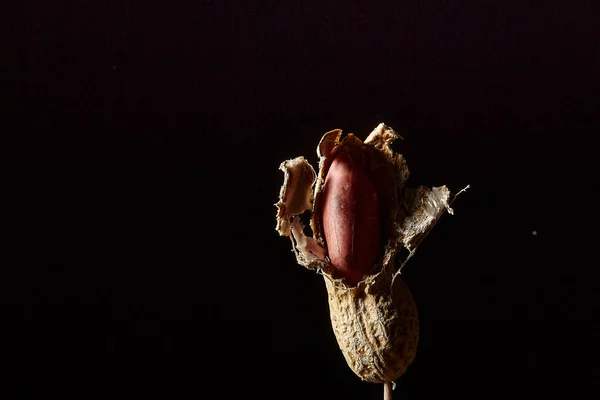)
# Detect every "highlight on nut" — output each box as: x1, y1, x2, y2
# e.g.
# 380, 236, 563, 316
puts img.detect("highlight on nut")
275, 122, 467, 397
